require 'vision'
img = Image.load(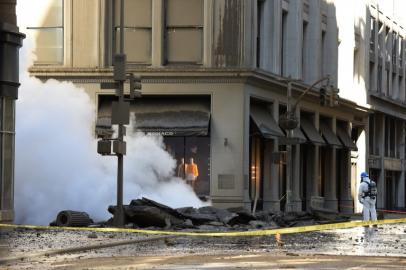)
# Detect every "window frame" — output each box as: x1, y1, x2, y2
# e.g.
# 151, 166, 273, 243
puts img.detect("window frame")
164, 0, 204, 65
27, 0, 64, 65
112, 0, 153, 65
